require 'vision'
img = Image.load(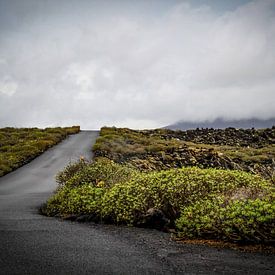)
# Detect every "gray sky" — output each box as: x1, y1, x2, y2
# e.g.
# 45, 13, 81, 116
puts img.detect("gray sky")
0, 0, 274, 129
